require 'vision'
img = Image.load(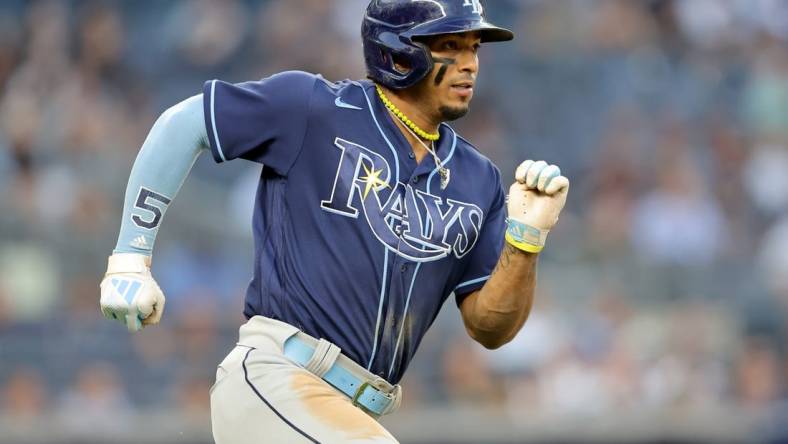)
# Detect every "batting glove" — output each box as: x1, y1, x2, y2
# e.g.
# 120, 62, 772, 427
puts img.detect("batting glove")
506, 160, 570, 253
99, 253, 165, 332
